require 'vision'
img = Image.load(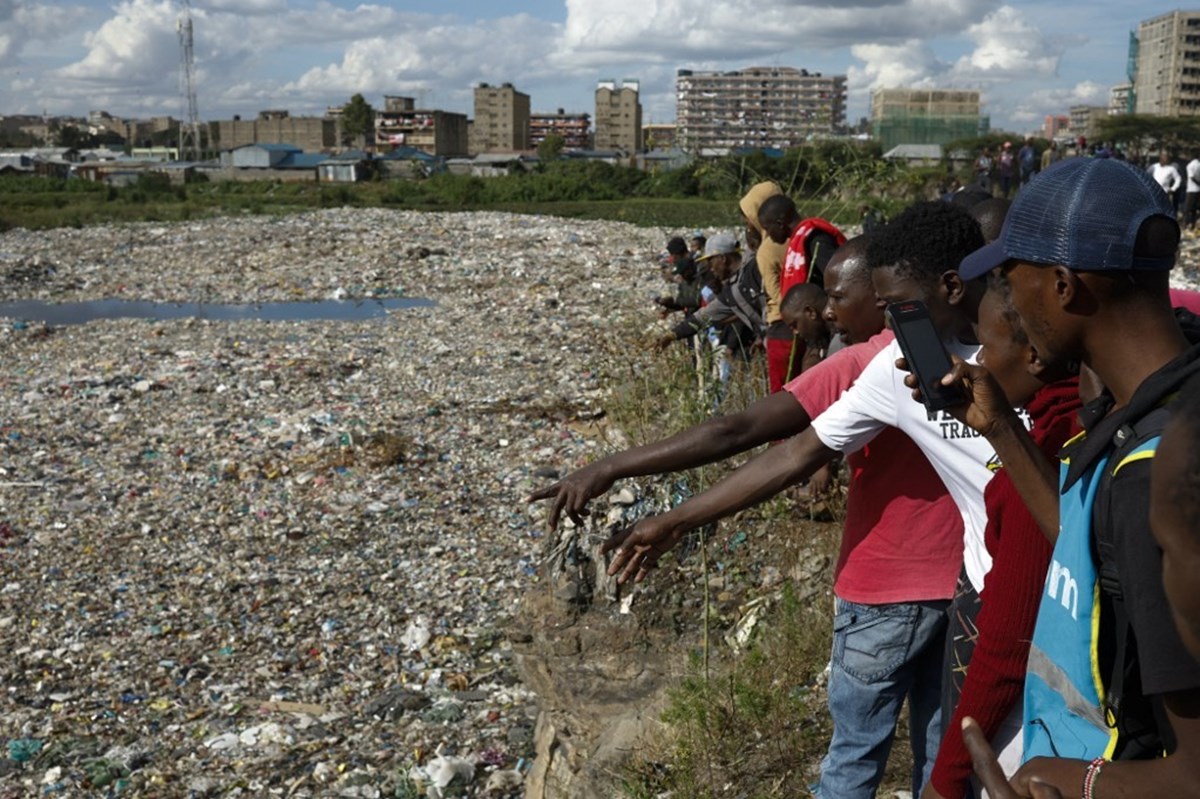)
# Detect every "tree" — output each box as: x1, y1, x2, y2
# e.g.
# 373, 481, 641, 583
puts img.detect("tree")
54, 124, 87, 149
1097, 114, 1200, 160
341, 94, 375, 150
536, 133, 565, 165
